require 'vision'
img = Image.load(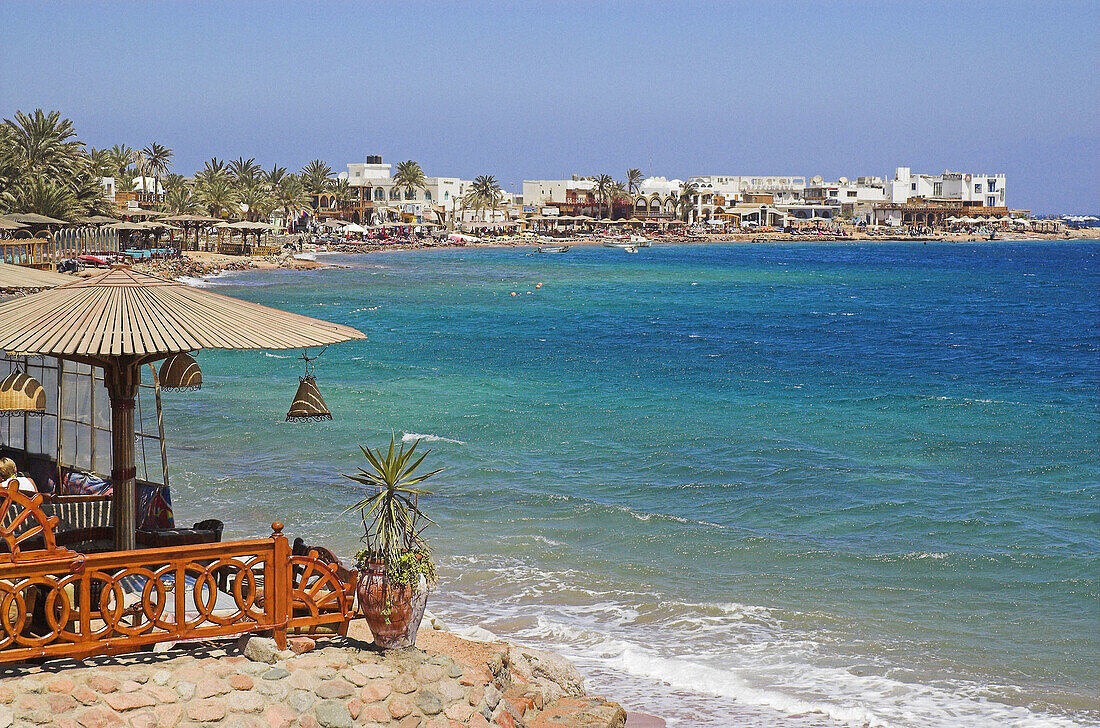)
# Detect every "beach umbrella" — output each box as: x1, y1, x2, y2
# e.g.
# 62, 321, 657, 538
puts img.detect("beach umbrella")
0, 218, 28, 230
0, 265, 365, 549
342, 223, 367, 233
4, 212, 69, 225
77, 215, 120, 225
118, 208, 166, 218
